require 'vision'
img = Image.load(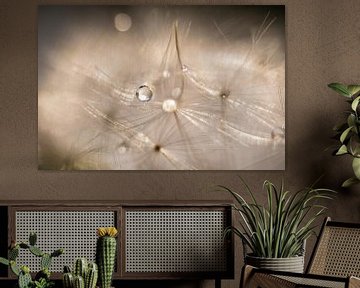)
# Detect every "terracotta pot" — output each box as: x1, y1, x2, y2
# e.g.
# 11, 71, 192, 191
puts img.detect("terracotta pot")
245, 254, 305, 273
